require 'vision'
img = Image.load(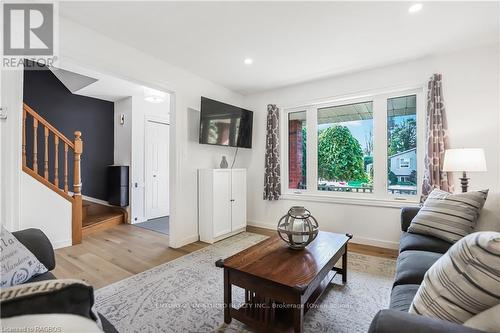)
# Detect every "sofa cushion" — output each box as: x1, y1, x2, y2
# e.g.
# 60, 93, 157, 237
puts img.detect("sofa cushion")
393, 250, 442, 286
410, 232, 500, 324
408, 189, 488, 243
1, 226, 48, 287
389, 284, 420, 312
399, 232, 451, 254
